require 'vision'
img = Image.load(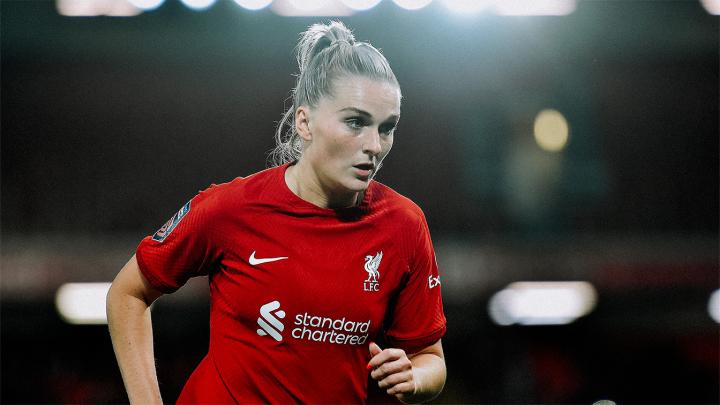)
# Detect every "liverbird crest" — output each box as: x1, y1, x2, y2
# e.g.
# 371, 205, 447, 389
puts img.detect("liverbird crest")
364, 251, 383, 283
